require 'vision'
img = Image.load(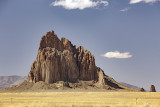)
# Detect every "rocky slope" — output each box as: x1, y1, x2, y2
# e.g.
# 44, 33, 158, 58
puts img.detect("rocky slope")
25, 30, 136, 91
120, 82, 140, 89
